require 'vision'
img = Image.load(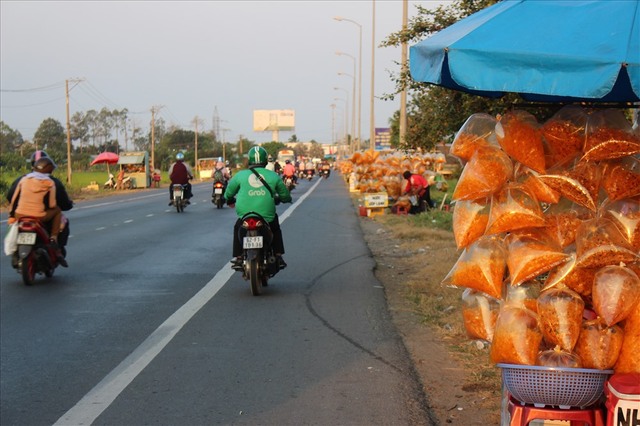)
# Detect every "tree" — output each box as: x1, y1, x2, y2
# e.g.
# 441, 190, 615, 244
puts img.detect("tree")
33, 118, 66, 163
261, 141, 286, 159
308, 141, 325, 159
381, 0, 559, 151
0, 121, 24, 154
288, 134, 298, 142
